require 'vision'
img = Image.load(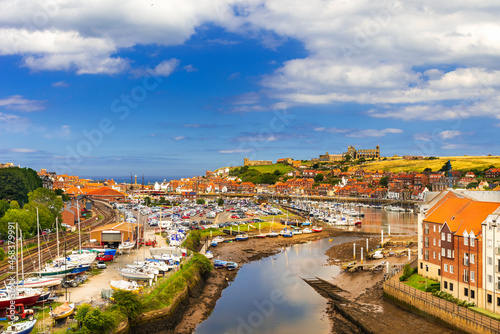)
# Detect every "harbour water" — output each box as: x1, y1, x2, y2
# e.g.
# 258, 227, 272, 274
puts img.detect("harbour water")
193, 236, 358, 334
342, 207, 418, 234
